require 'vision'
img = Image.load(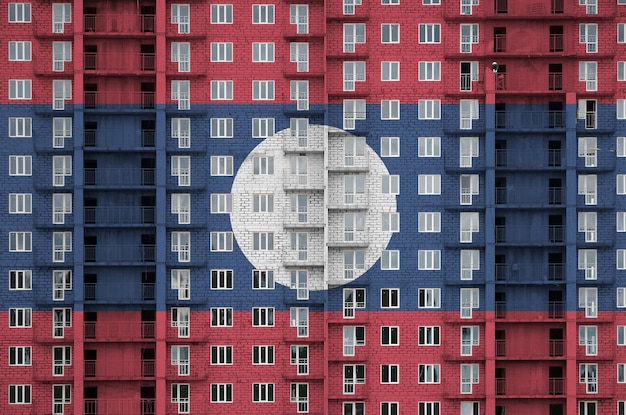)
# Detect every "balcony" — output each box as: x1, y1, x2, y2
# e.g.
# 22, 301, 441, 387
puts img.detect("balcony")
496, 377, 564, 397
84, 168, 155, 187
84, 207, 155, 225
85, 359, 155, 379
84, 399, 155, 415
282, 170, 325, 191
84, 283, 155, 303
327, 231, 369, 248
84, 92, 155, 111
496, 186, 563, 206
495, 339, 564, 359
495, 263, 564, 283
84, 53, 155, 74
495, 302, 564, 321
282, 246, 325, 267
84, 244, 155, 264
495, 149, 563, 169
84, 321, 155, 342
495, 111, 564, 130
84, 14, 155, 35
495, 225, 564, 245
327, 152, 370, 172
282, 205, 325, 229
